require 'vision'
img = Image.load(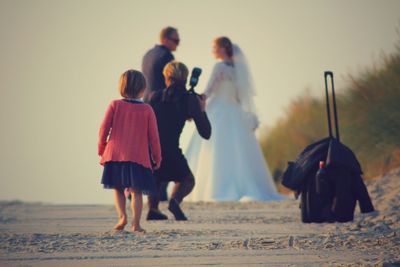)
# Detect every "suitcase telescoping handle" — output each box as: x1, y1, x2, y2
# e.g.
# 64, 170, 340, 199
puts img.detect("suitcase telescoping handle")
324, 71, 340, 141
